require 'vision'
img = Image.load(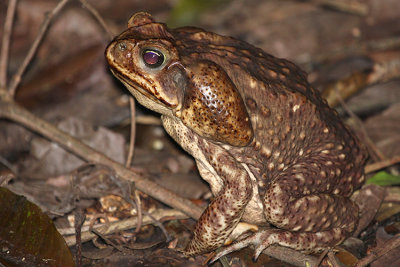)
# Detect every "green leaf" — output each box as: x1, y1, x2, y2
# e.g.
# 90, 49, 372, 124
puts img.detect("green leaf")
0, 187, 75, 267
168, 0, 227, 27
366, 171, 400, 186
